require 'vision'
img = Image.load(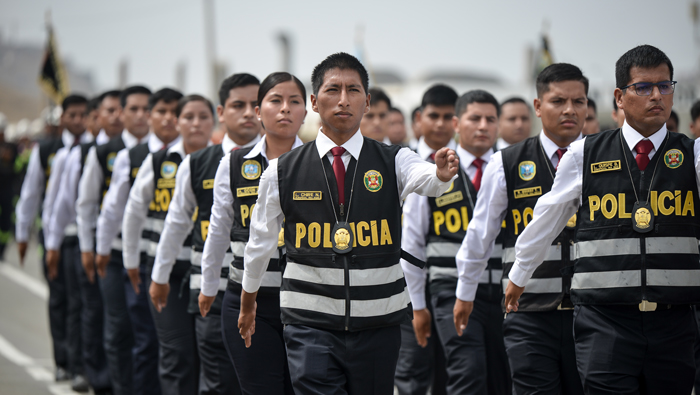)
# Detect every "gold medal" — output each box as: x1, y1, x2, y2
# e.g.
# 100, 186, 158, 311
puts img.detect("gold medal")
332, 222, 353, 254
632, 201, 654, 233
